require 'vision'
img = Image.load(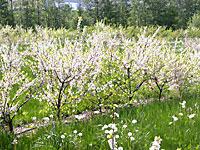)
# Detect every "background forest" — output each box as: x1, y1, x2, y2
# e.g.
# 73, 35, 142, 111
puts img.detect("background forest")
1, 0, 200, 30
